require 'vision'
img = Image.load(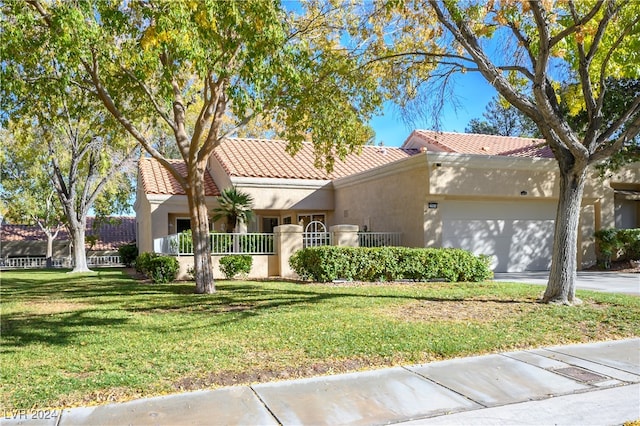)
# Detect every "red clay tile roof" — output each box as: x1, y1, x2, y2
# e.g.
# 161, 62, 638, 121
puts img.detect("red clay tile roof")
407, 130, 554, 159
86, 217, 137, 250
1, 217, 136, 251
138, 158, 220, 196
213, 138, 421, 180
